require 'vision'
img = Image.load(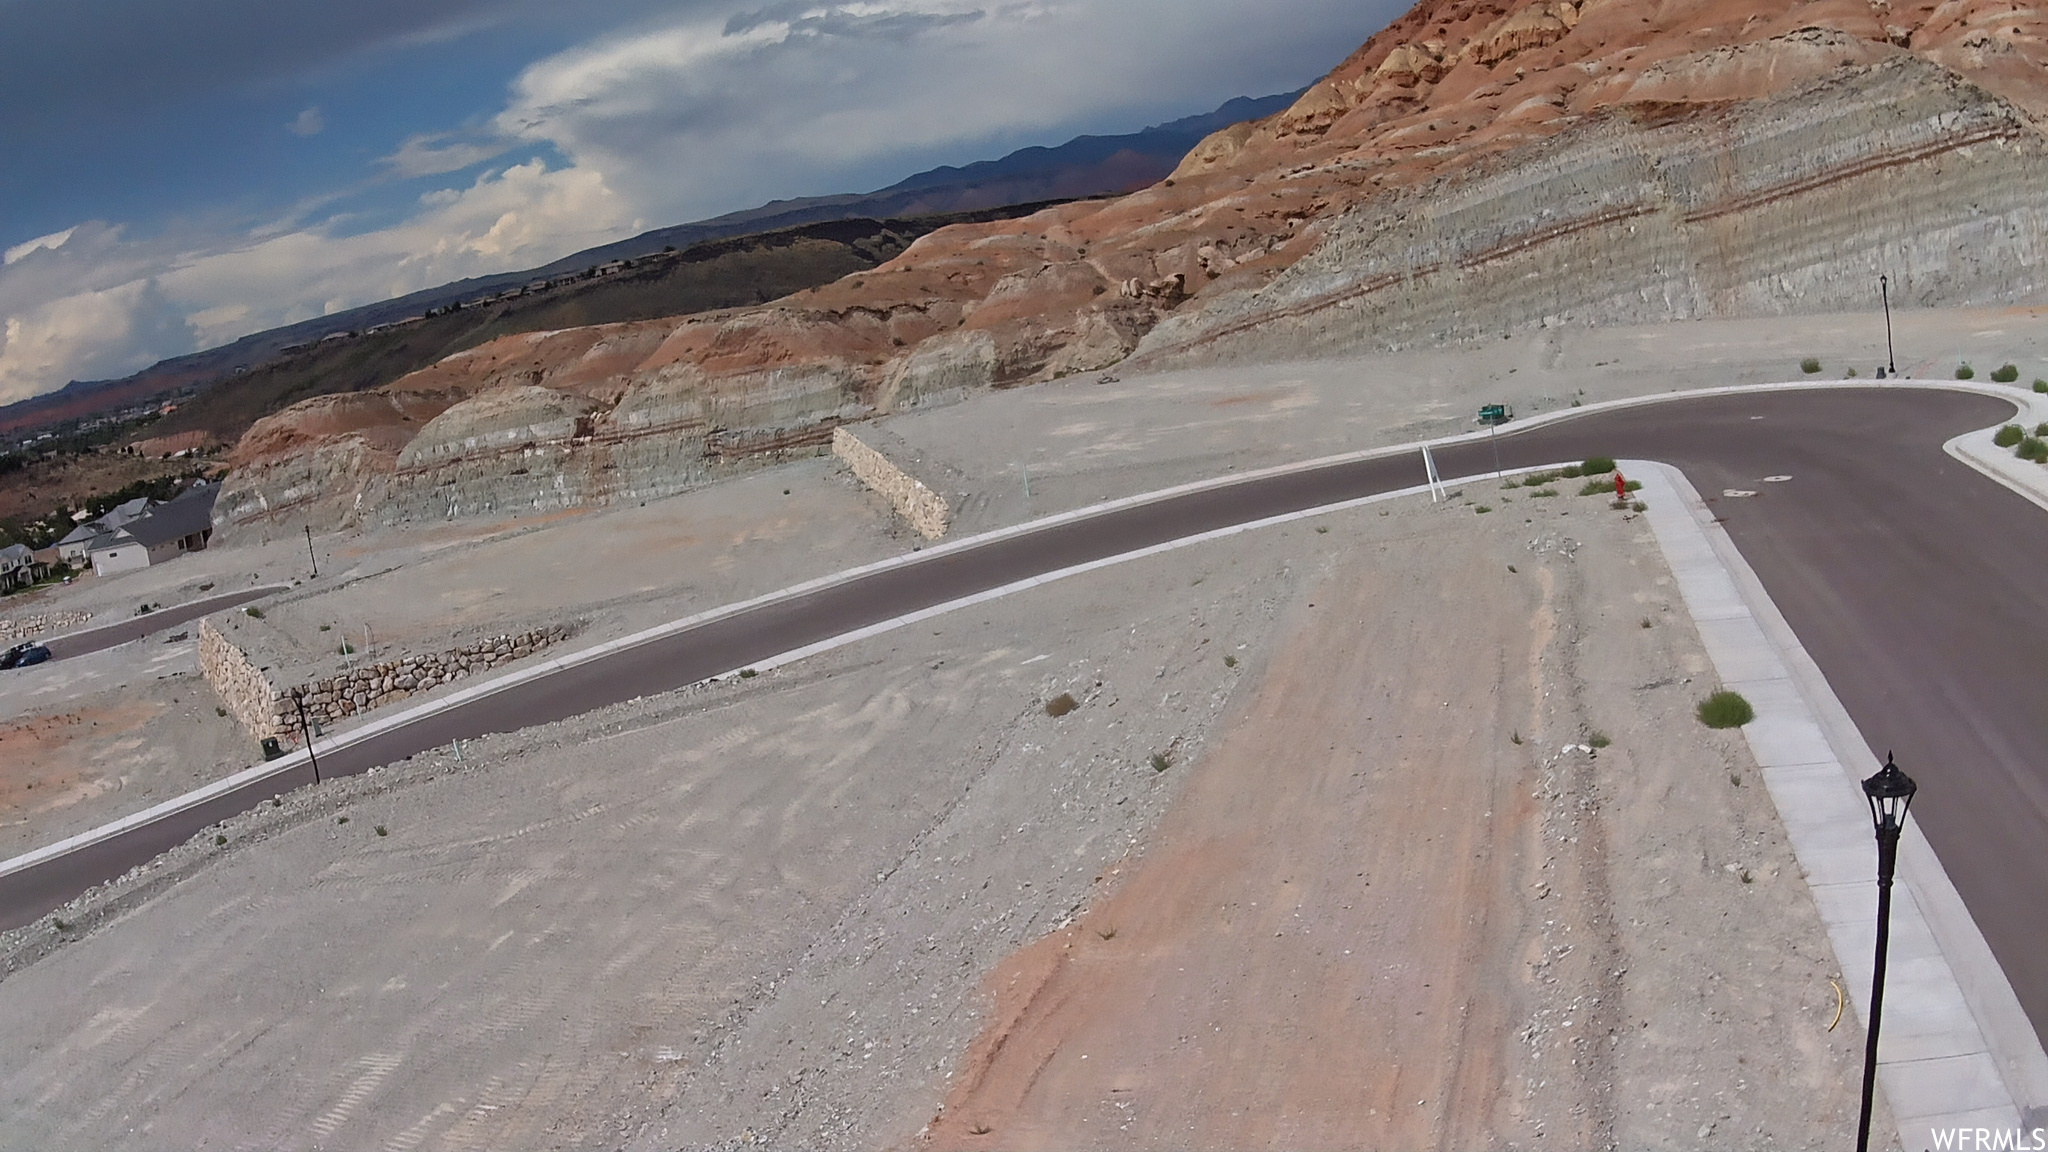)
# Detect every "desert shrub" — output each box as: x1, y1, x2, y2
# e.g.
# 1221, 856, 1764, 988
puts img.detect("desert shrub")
243, 606, 264, 619
1223, 654, 1238, 668
1992, 364, 2020, 383
1587, 731, 1612, 749
1475, 505, 1493, 514
1581, 456, 1617, 475
1579, 479, 1612, 496
1847, 367, 1858, 377
2035, 380, 2048, 393
1801, 357, 1821, 374
1531, 488, 1559, 498
1150, 752, 1171, 772
1522, 471, 1560, 487
1697, 690, 1756, 729
1559, 465, 1584, 479
738, 668, 757, 679
1995, 424, 2025, 448
2036, 423, 2048, 437
2019, 438, 2048, 463
1957, 364, 1975, 380
1045, 692, 1078, 717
